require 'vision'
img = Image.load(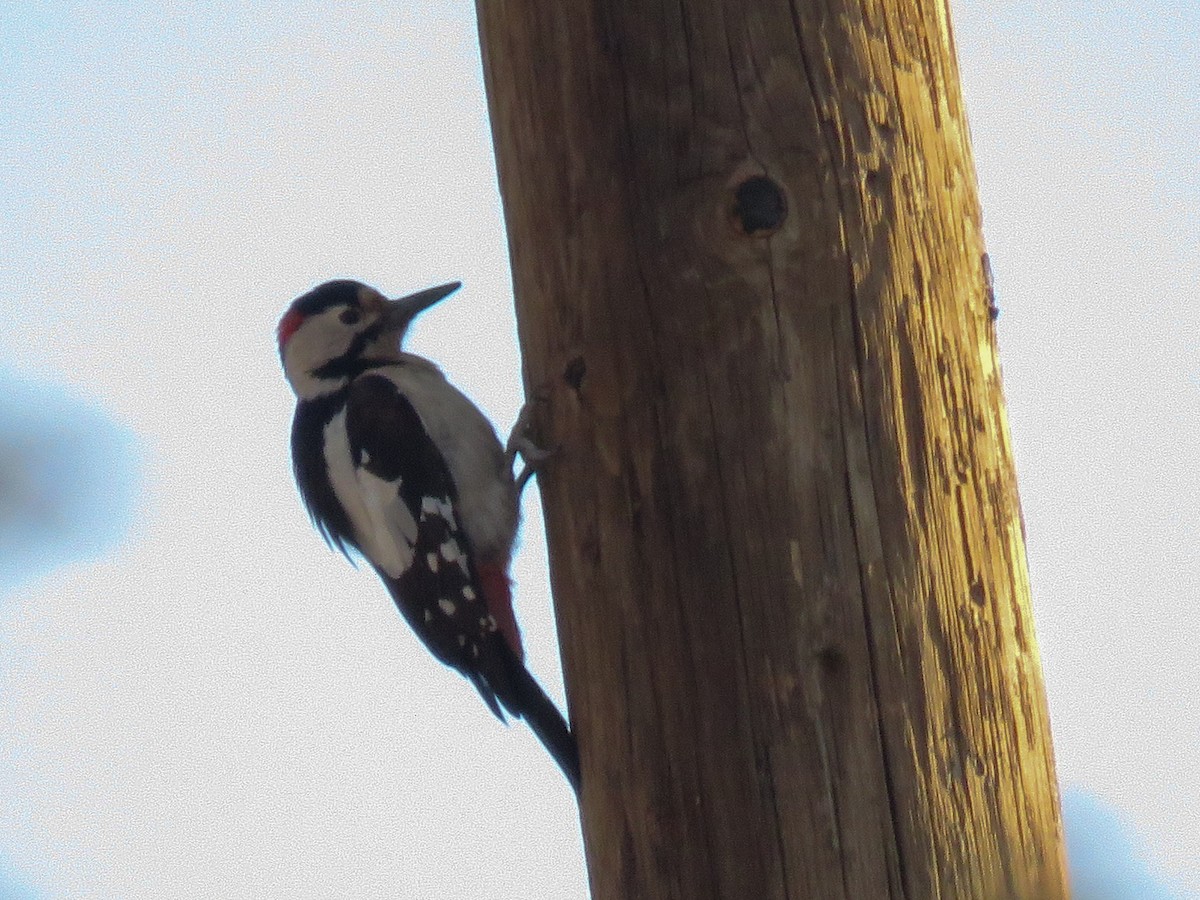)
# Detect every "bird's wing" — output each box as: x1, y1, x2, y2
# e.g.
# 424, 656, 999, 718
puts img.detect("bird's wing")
342, 371, 579, 789
343, 372, 509, 716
